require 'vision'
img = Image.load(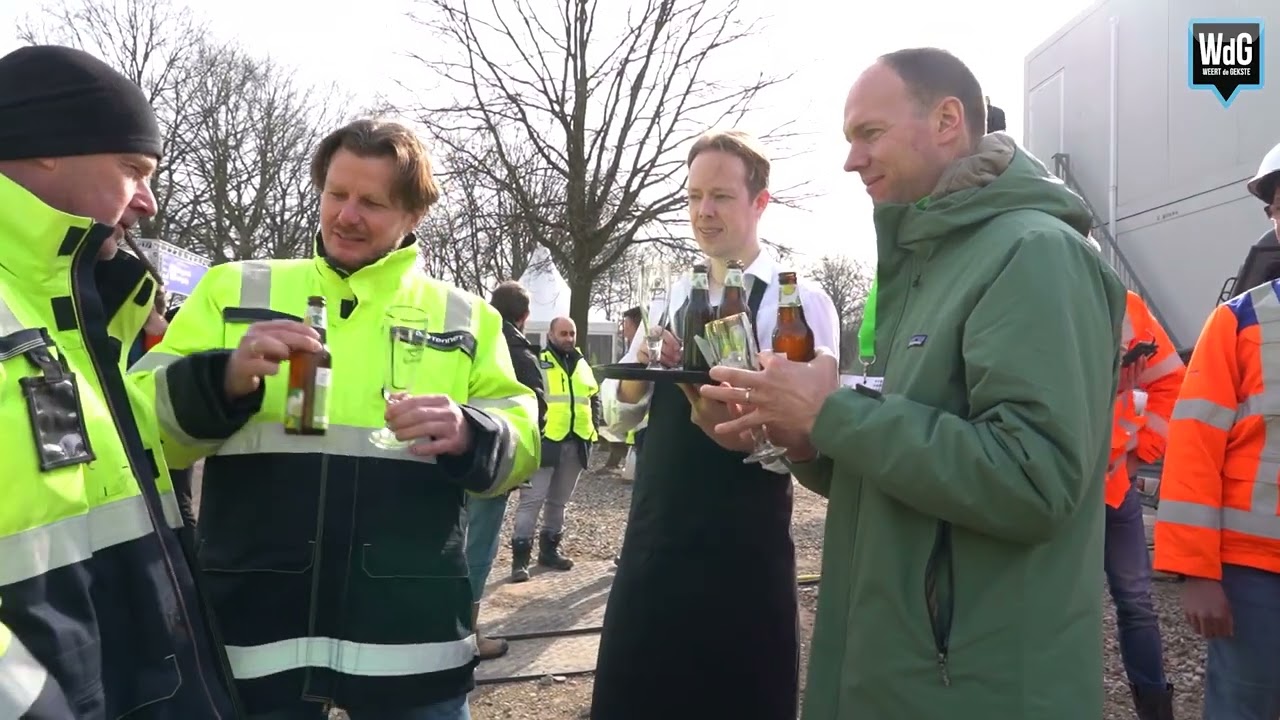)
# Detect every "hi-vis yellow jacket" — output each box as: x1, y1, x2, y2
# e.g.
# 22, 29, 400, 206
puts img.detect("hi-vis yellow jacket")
128, 237, 539, 713
0, 173, 239, 718
539, 347, 599, 443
